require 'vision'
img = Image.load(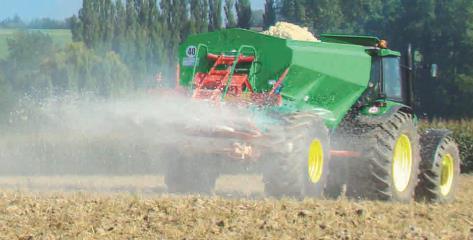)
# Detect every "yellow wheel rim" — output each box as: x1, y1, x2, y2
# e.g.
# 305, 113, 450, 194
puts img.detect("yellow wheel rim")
392, 134, 413, 192
440, 153, 454, 196
308, 139, 324, 183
